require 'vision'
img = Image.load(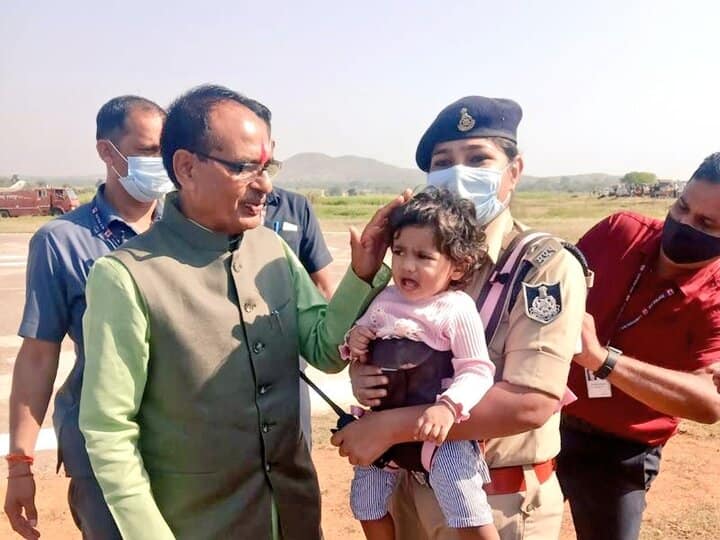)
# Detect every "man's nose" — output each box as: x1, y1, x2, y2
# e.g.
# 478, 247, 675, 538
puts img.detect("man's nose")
250, 171, 273, 194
